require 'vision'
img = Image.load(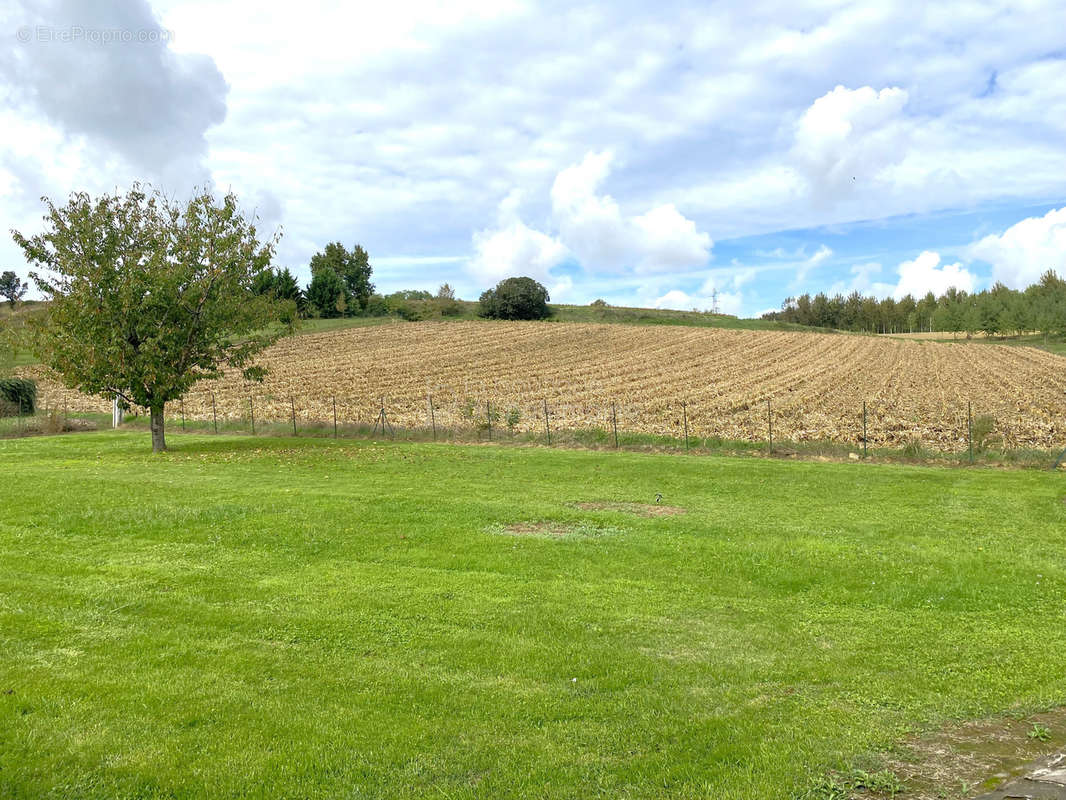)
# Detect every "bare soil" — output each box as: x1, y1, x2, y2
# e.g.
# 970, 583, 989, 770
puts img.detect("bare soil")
573, 501, 686, 517
882, 708, 1066, 799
